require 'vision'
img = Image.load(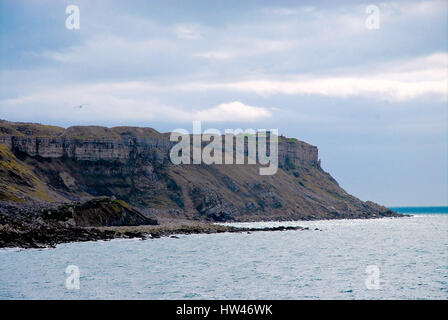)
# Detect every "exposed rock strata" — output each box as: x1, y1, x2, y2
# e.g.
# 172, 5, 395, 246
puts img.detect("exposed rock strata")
0, 120, 400, 222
